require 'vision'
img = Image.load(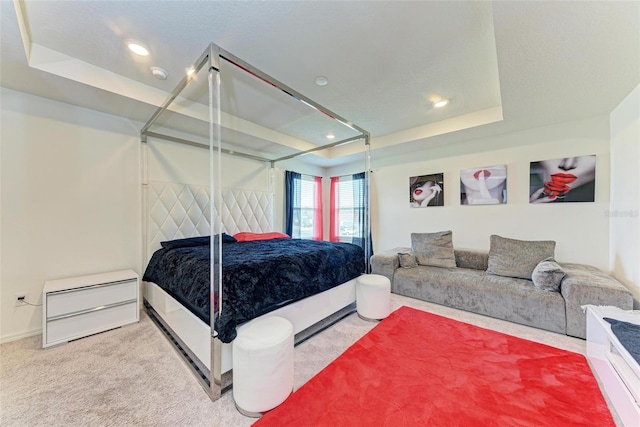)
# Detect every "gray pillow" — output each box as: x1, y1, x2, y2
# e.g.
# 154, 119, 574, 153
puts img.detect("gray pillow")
411, 231, 456, 268
486, 235, 555, 280
397, 251, 417, 268
532, 257, 566, 292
